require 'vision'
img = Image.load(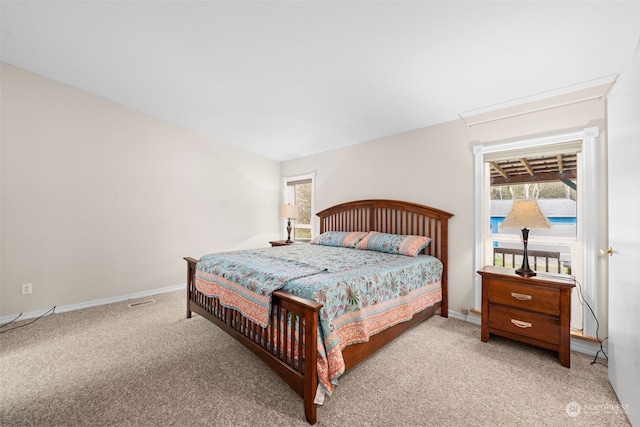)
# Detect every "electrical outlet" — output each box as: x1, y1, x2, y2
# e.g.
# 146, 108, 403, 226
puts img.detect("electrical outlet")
21, 283, 32, 295
461, 308, 469, 315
